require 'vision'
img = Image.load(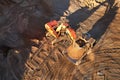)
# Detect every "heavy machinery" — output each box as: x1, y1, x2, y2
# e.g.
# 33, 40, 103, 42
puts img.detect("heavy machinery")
45, 18, 96, 65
